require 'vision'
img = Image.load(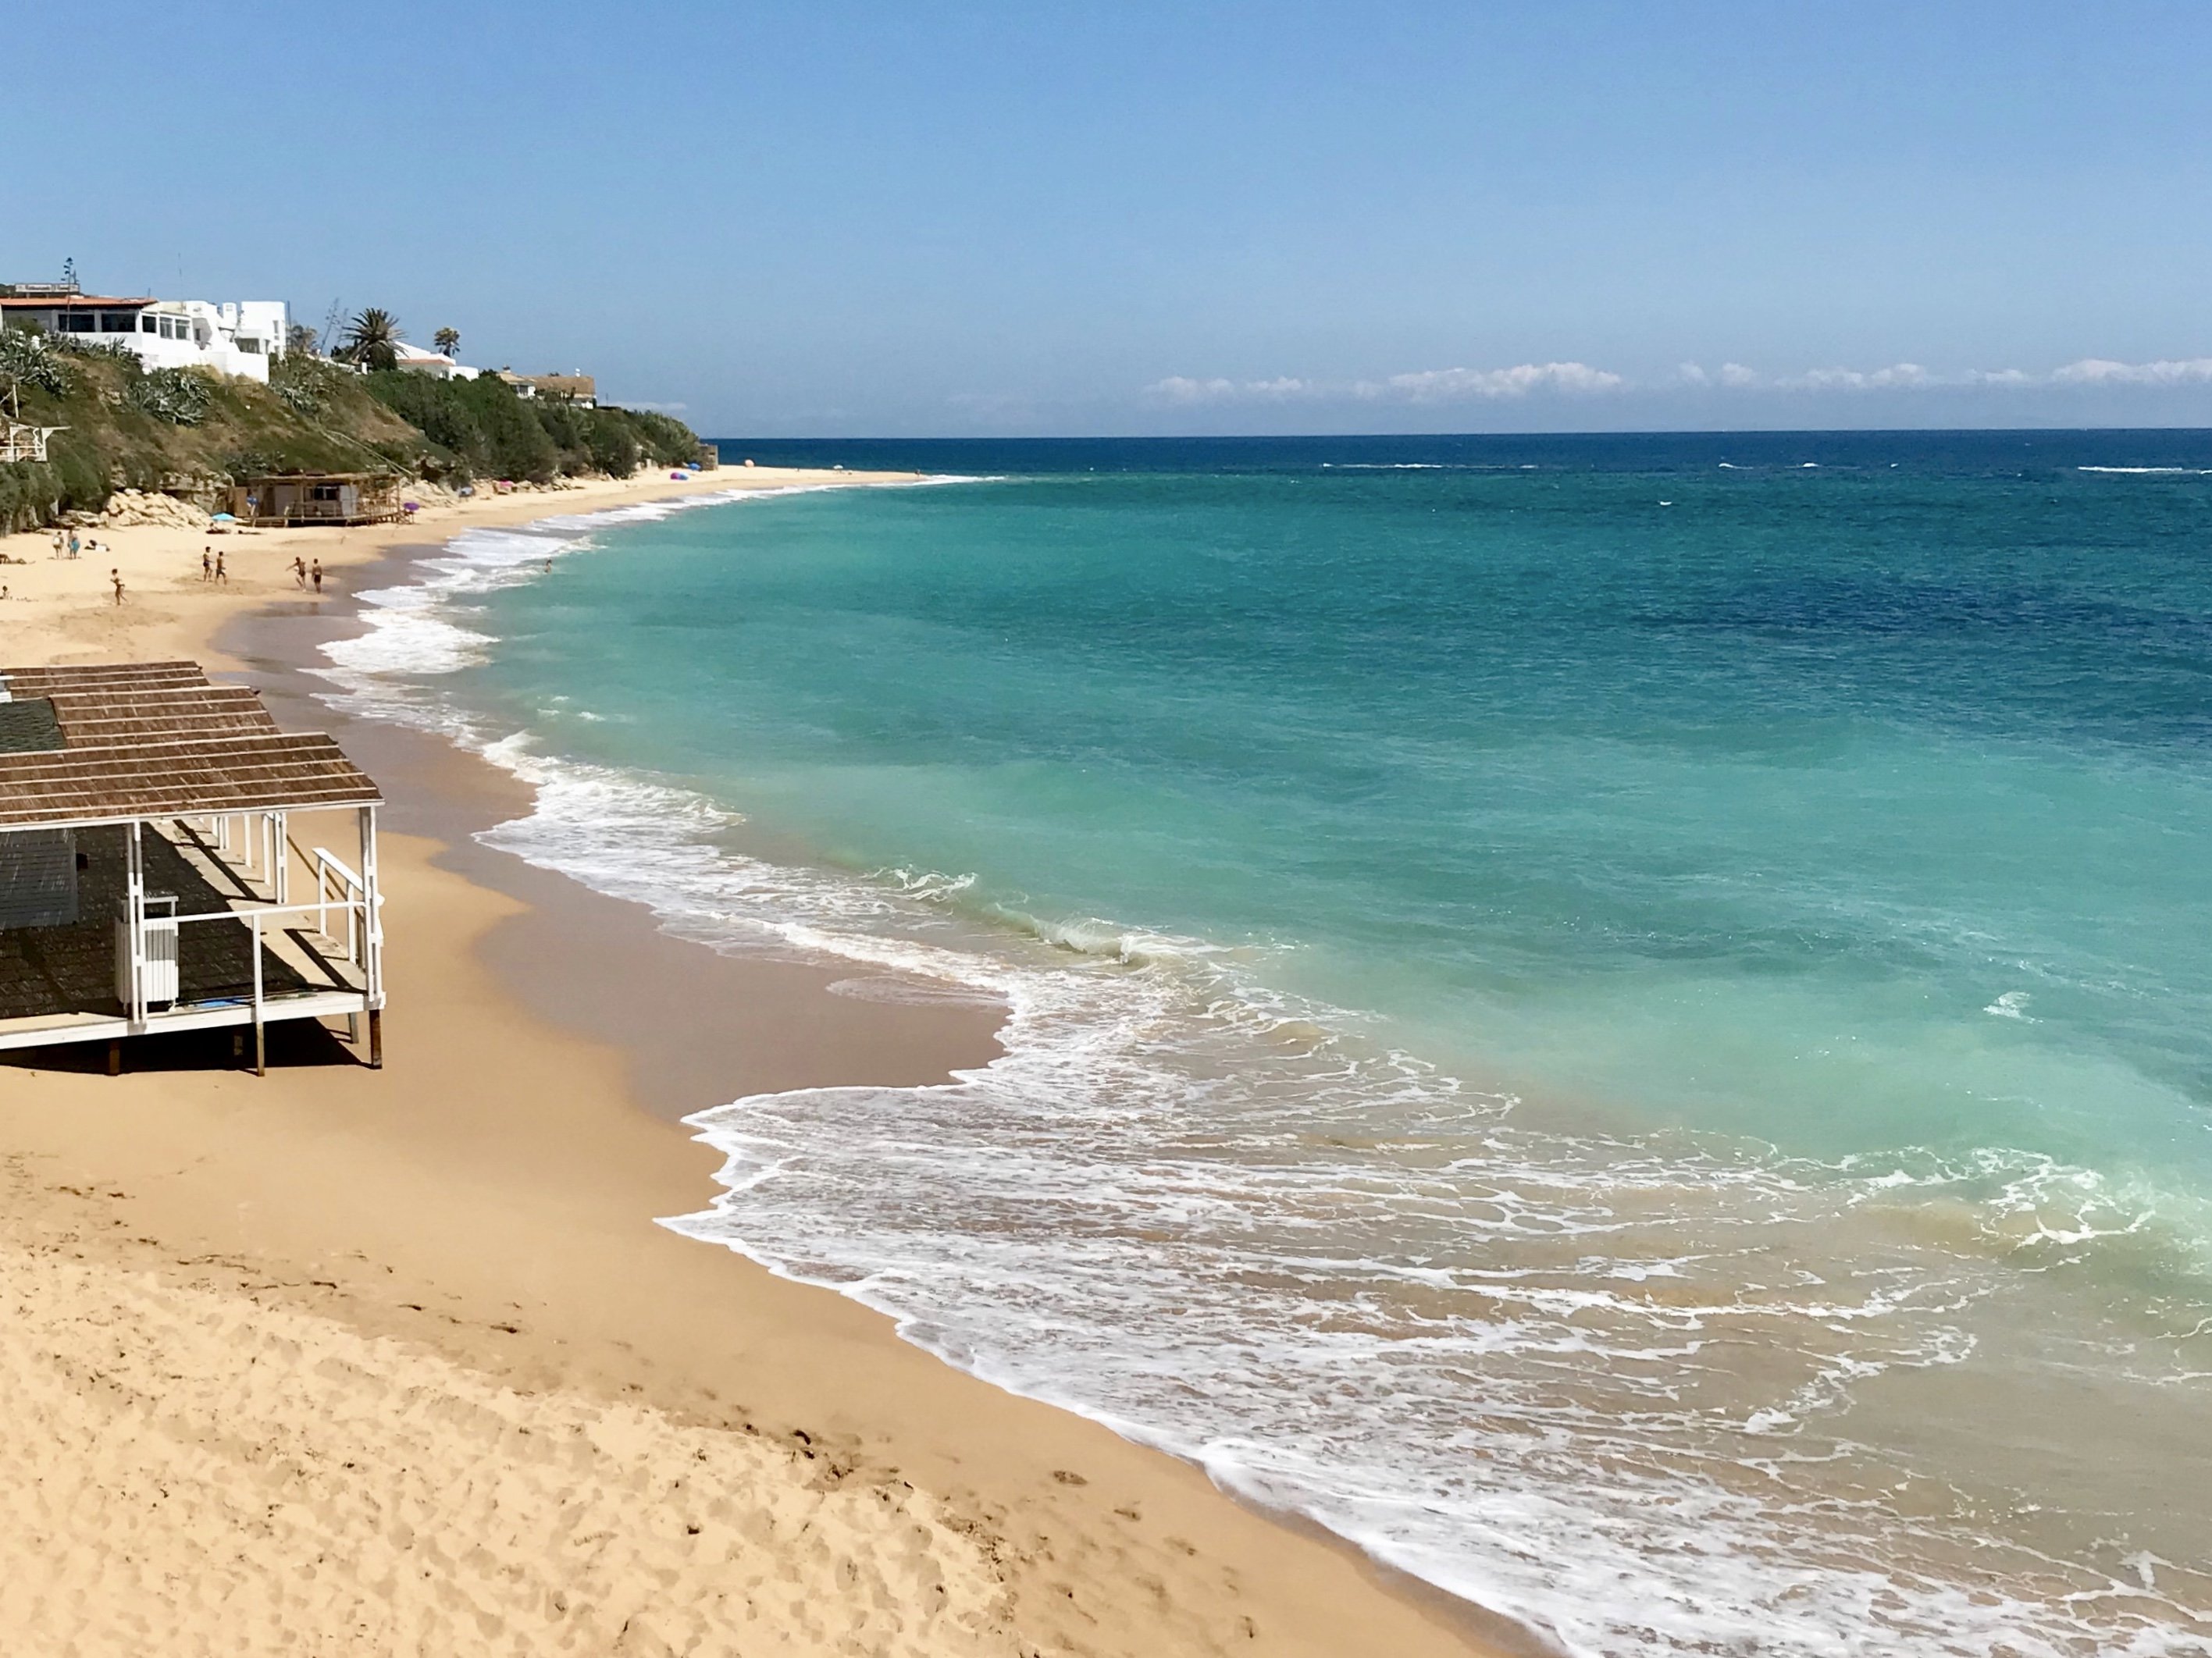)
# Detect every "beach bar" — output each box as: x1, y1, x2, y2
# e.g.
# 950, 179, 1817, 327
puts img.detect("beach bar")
228, 472, 405, 528
0, 661, 384, 1074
